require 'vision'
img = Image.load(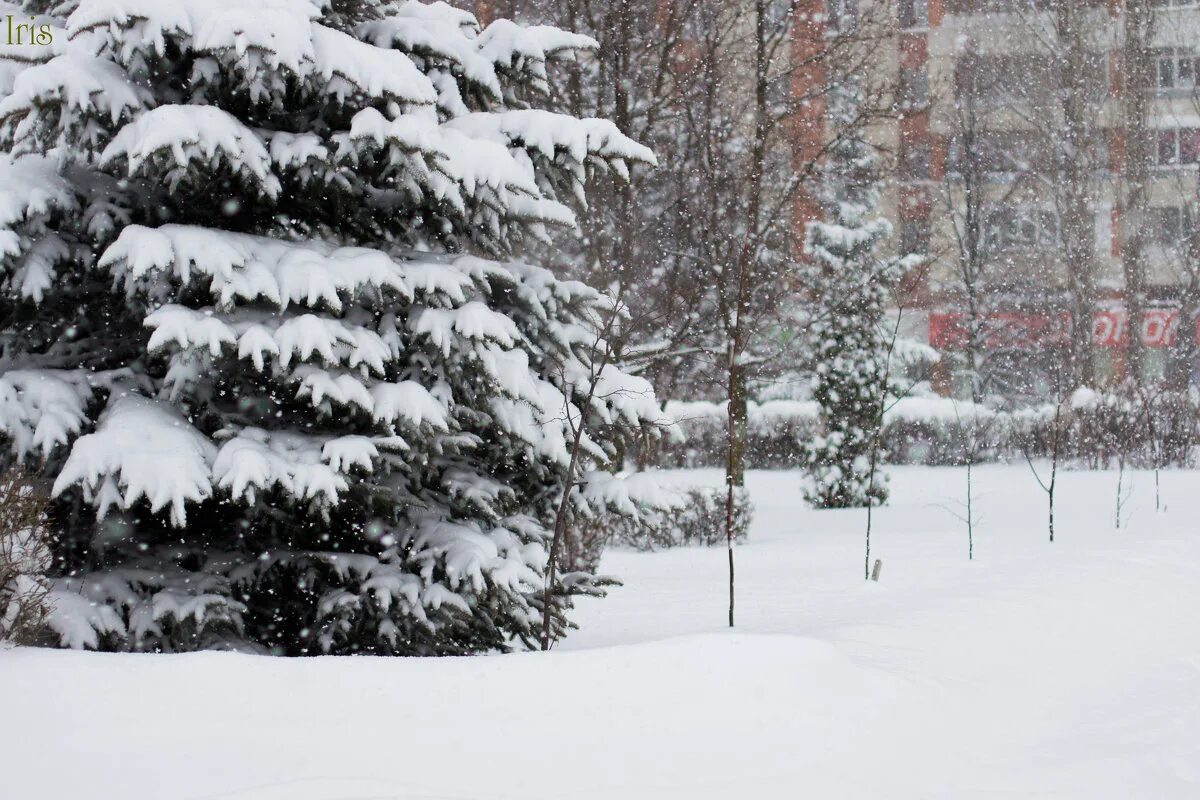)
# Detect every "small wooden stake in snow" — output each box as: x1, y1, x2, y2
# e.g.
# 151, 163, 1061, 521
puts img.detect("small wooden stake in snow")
870, 559, 882, 582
